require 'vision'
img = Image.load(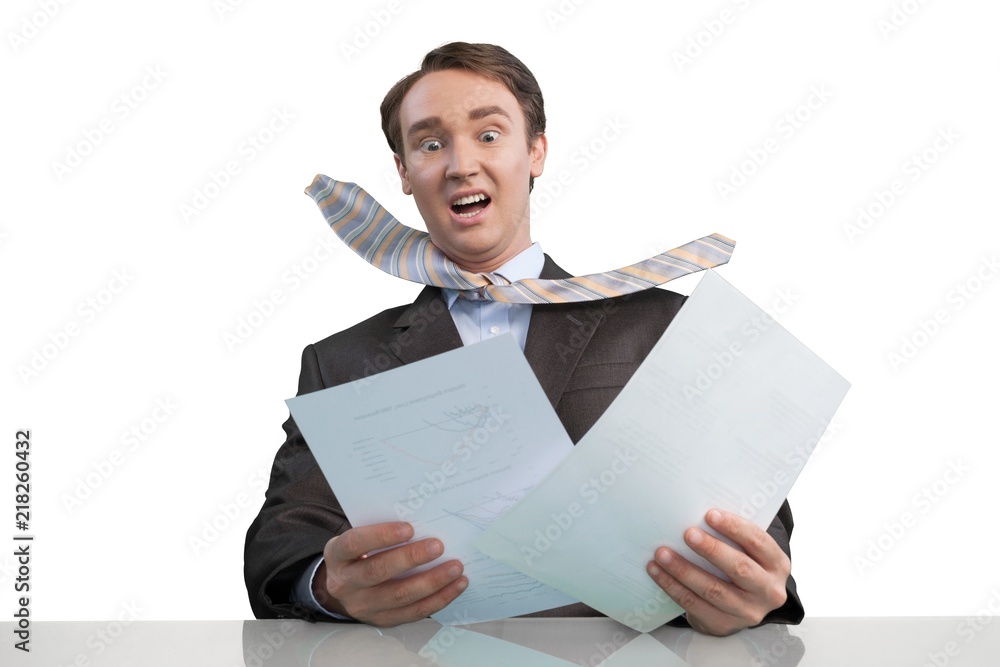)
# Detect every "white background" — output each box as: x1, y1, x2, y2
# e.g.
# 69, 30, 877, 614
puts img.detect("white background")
2, 0, 998, 623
